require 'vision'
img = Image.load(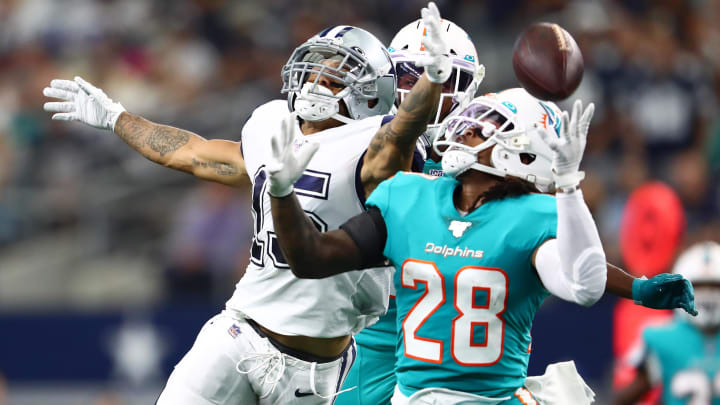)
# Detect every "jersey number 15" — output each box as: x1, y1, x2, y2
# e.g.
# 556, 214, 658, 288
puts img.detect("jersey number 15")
250, 166, 329, 268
